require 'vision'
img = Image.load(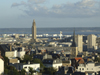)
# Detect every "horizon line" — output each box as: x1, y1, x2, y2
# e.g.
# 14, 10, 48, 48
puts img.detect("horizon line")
0, 27, 100, 29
